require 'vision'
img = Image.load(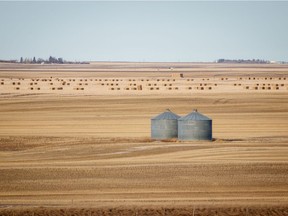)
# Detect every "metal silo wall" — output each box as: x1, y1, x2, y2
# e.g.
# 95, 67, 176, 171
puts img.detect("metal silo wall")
178, 120, 212, 141
151, 119, 178, 139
